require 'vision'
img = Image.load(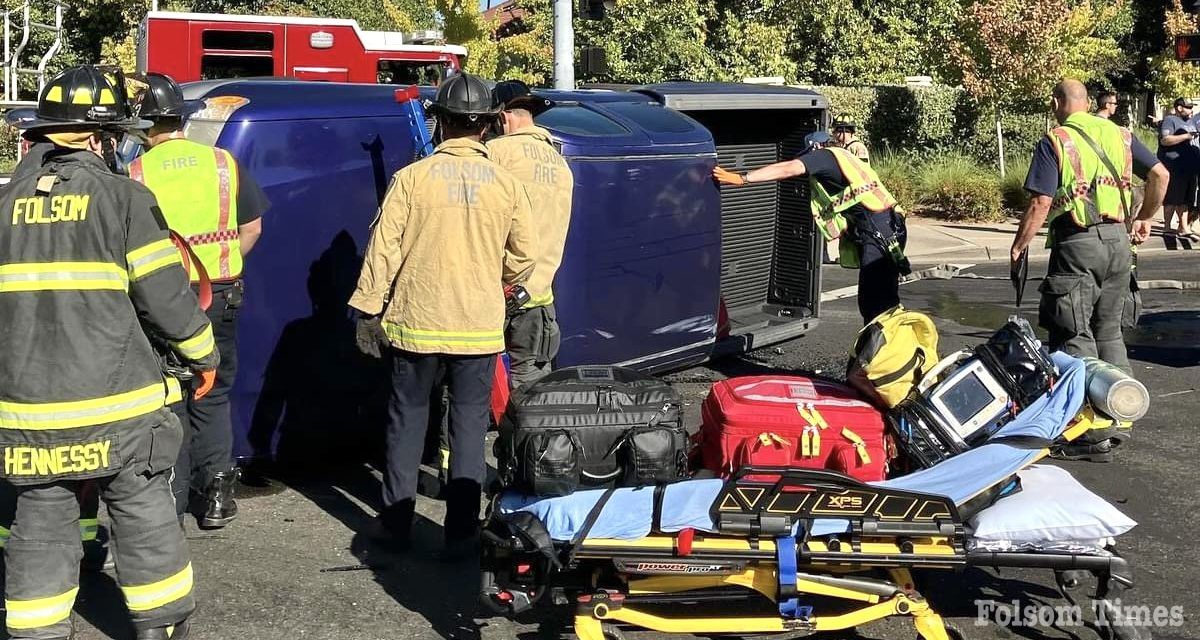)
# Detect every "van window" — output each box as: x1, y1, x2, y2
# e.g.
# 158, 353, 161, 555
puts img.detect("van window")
377, 60, 447, 86
603, 102, 696, 133
202, 30, 274, 51
535, 105, 630, 137
201, 55, 274, 80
